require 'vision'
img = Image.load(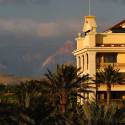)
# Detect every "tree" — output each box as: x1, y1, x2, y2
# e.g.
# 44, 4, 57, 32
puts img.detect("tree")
0, 96, 55, 125
47, 102, 125, 125
0, 102, 33, 125
17, 95, 55, 125
0, 84, 6, 103
37, 64, 90, 114
76, 103, 125, 125
96, 65, 124, 104
14, 80, 39, 108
